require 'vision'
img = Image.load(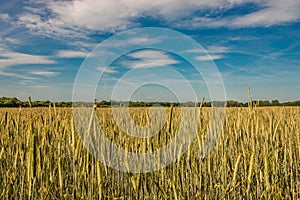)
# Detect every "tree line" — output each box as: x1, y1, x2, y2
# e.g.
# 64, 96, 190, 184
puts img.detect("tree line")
1, 97, 300, 108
